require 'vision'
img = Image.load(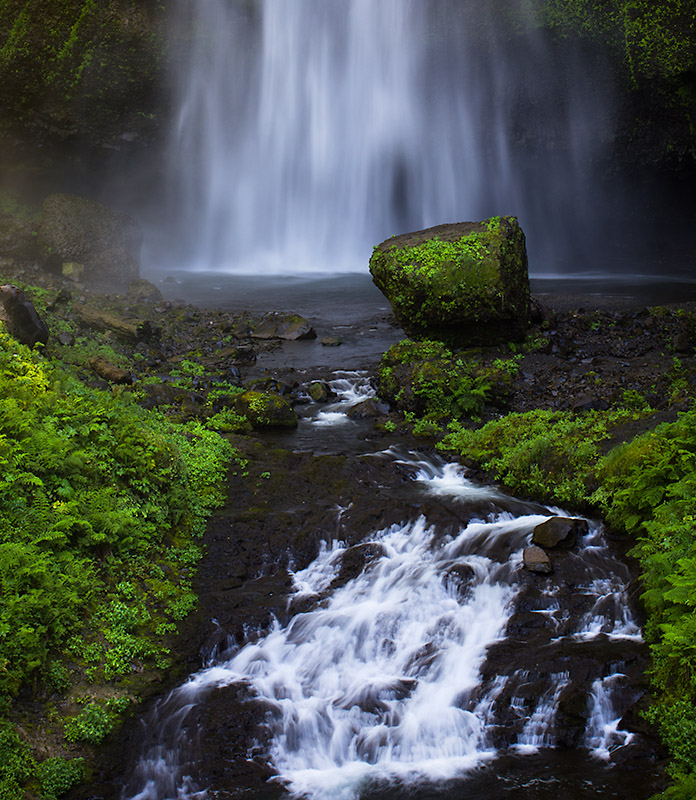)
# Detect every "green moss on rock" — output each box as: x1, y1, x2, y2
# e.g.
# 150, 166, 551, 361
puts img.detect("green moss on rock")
378, 339, 512, 423
234, 391, 298, 429
369, 216, 531, 346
